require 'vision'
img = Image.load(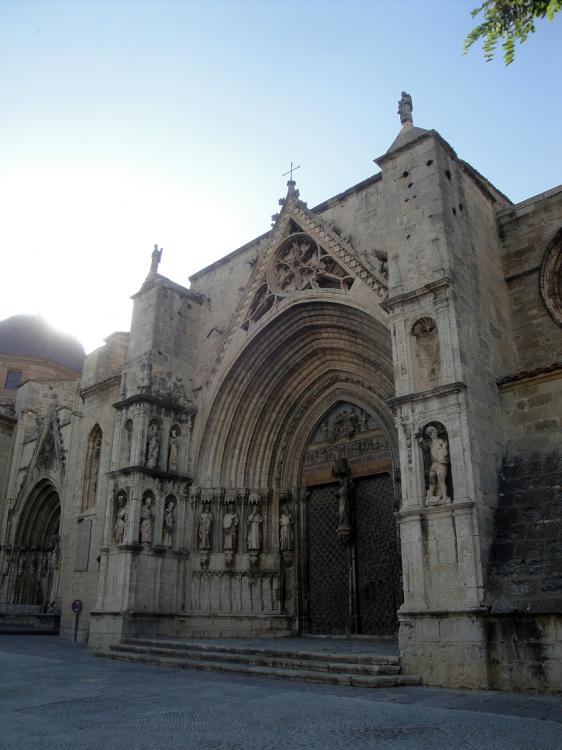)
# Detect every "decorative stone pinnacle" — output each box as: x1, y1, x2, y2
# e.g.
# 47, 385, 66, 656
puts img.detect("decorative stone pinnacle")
397, 91, 413, 126
286, 180, 300, 199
